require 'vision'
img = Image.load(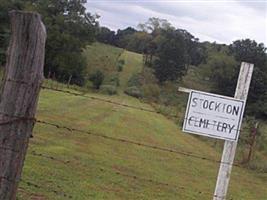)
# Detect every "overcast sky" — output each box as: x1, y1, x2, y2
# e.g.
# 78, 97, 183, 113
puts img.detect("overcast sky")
86, 0, 267, 45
